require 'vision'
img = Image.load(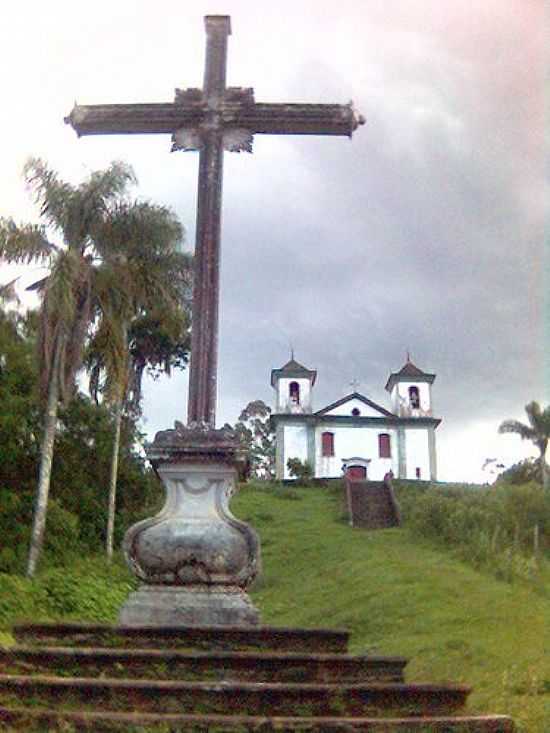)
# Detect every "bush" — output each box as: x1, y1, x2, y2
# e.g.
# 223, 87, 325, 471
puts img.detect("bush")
395, 480, 549, 586
0, 556, 136, 630
498, 457, 545, 486
286, 458, 314, 485
0, 493, 81, 574
38, 558, 135, 621
0, 573, 49, 629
